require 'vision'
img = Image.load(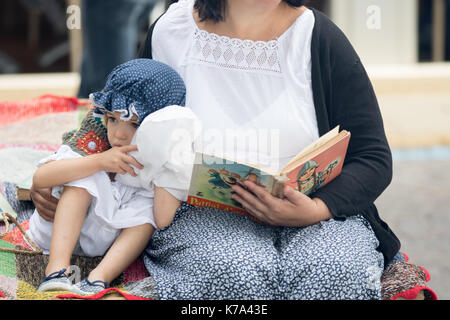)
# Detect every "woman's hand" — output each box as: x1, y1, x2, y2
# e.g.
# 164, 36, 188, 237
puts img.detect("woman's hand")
30, 184, 59, 222
95, 145, 144, 176
231, 181, 333, 227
